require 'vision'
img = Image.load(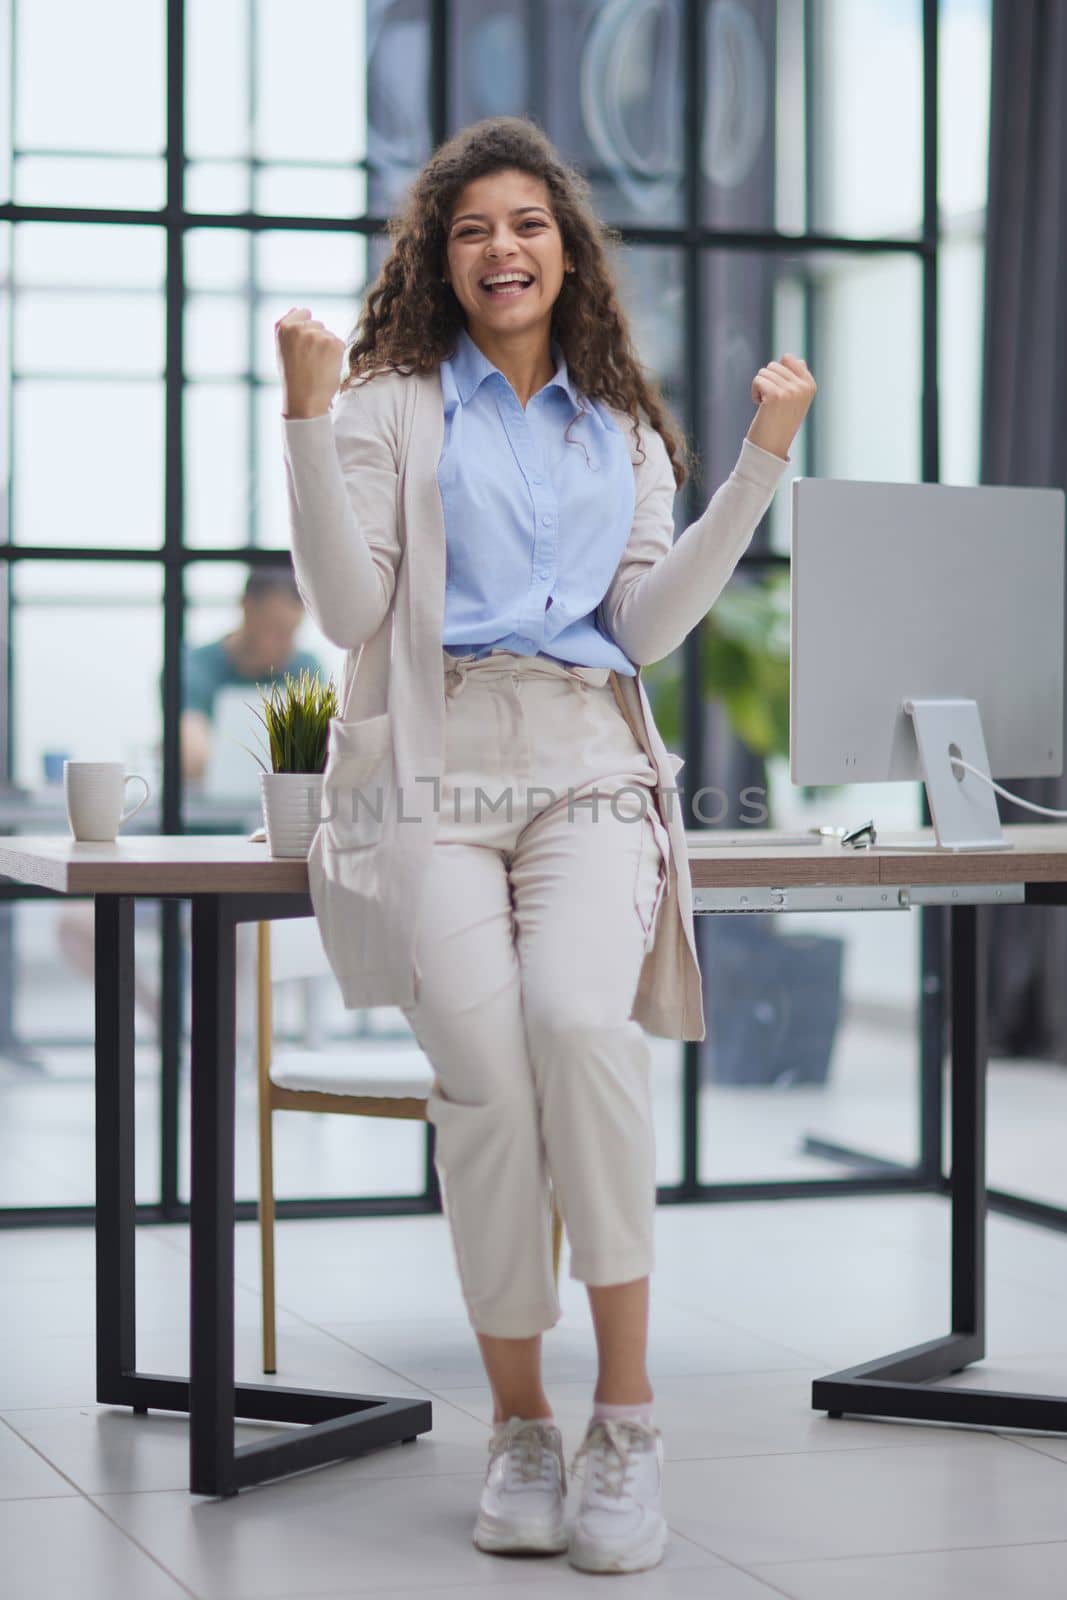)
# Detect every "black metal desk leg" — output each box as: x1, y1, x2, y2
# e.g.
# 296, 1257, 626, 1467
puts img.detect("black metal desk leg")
950, 902, 986, 1352
95, 896, 138, 1401
189, 895, 238, 1496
